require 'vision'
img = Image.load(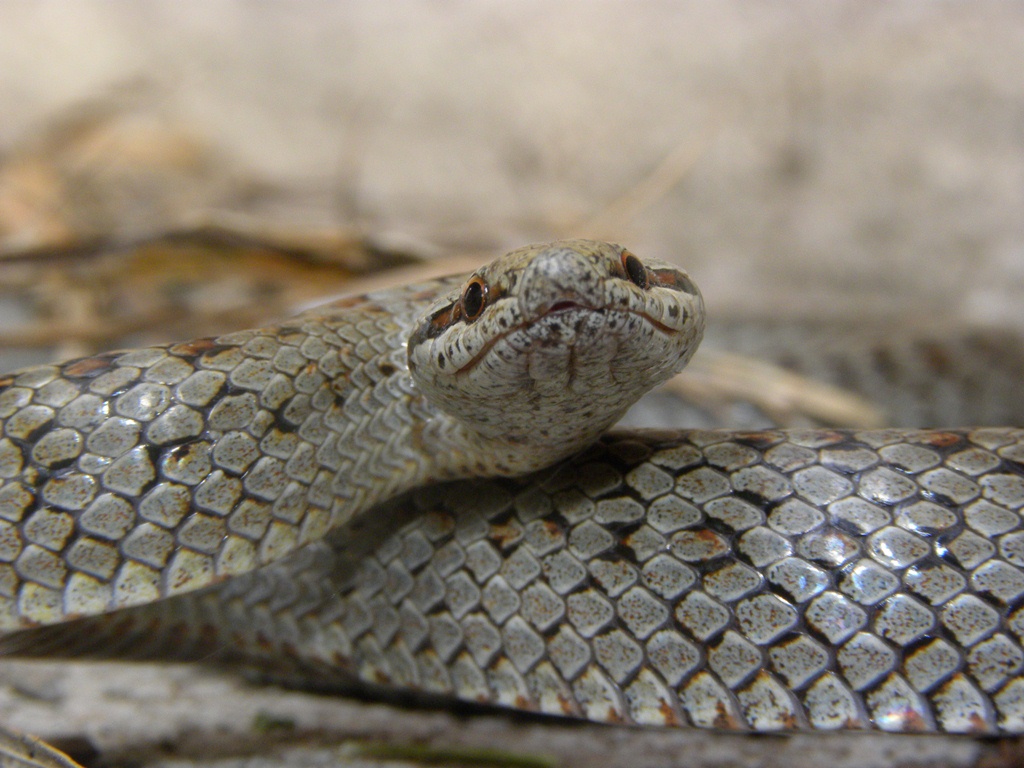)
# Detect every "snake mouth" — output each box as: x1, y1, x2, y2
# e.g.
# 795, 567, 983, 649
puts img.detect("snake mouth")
455, 303, 680, 375
548, 300, 585, 313
543, 301, 677, 335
